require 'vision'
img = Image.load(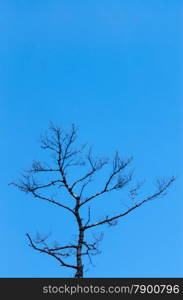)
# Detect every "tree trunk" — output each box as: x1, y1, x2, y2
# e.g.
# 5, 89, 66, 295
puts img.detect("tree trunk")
75, 229, 84, 278
75, 206, 84, 278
